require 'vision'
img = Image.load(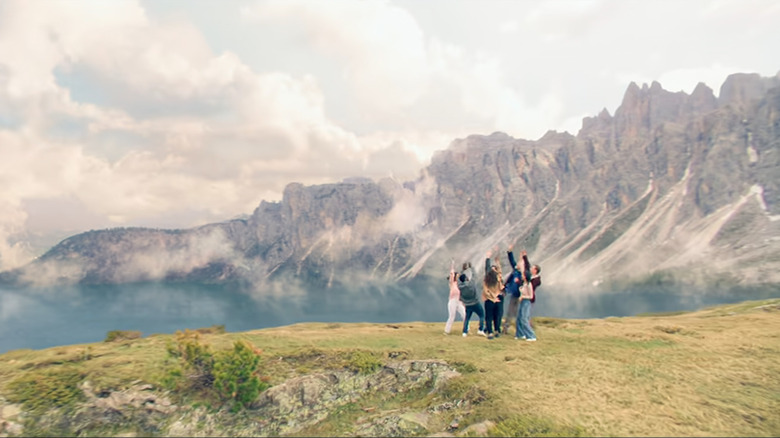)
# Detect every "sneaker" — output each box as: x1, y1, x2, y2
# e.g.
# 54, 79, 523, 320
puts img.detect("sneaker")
444, 331, 449, 335
462, 333, 468, 337
526, 338, 537, 342
487, 334, 494, 340
494, 333, 500, 338
477, 330, 487, 337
